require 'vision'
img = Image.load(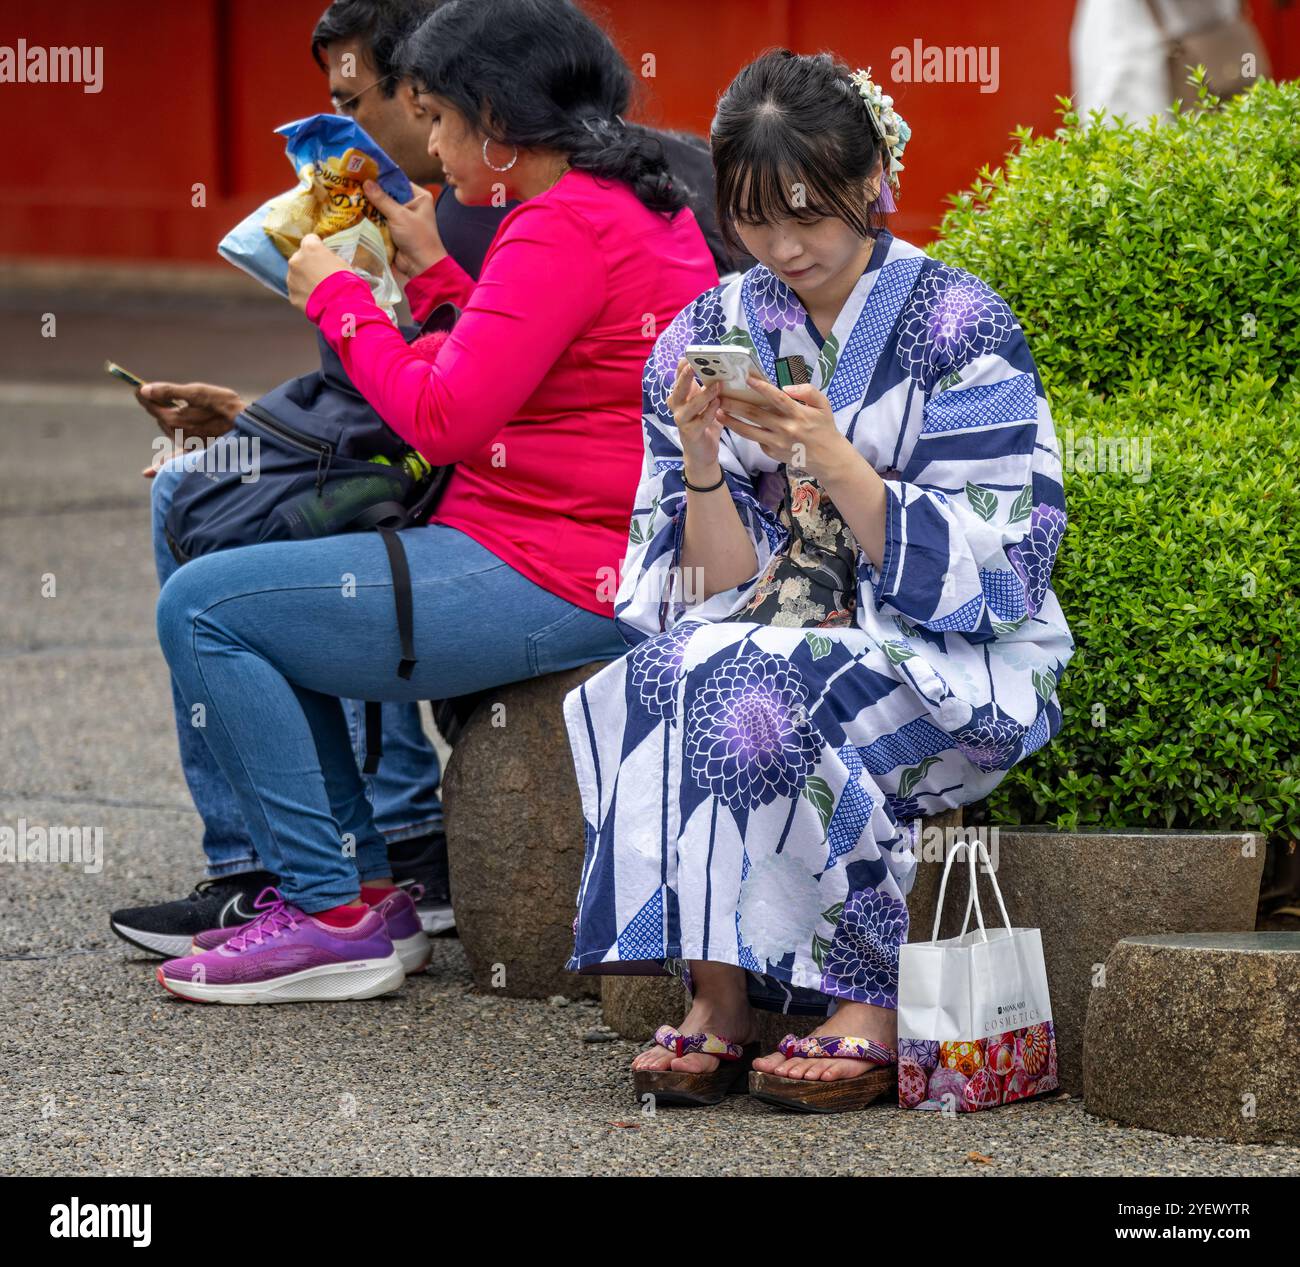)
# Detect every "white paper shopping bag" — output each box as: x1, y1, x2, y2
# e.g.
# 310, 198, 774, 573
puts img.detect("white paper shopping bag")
897, 838, 1058, 1112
